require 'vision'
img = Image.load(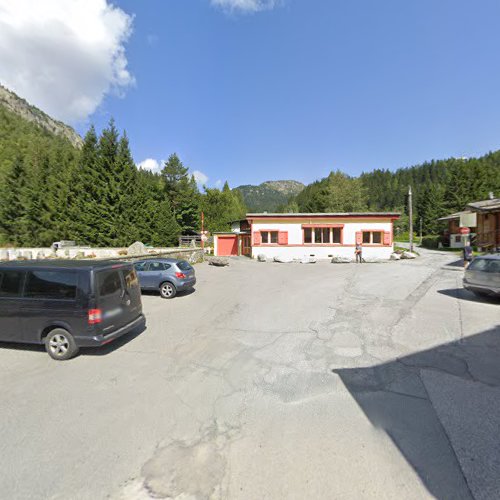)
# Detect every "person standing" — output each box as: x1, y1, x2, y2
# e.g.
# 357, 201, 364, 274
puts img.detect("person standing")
463, 241, 473, 268
355, 242, 363, 263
